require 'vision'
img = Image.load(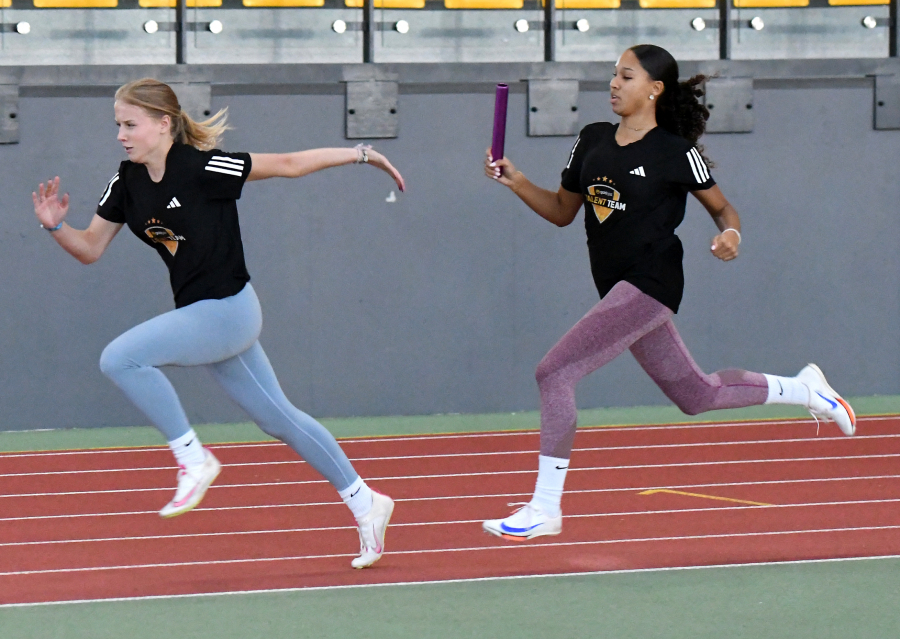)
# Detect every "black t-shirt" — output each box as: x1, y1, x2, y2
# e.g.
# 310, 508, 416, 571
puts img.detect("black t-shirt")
560, 122, 715, 313
96, 143, 253, 309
